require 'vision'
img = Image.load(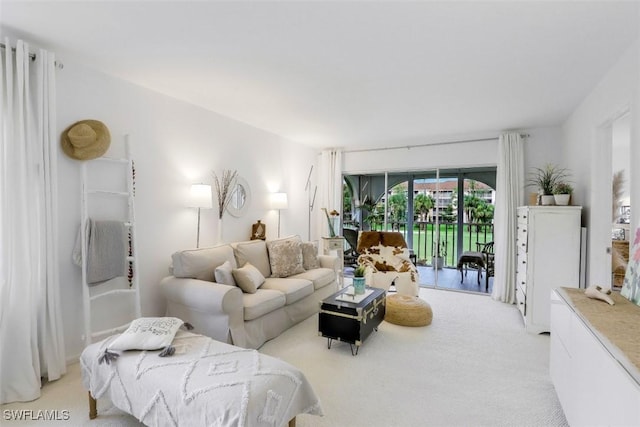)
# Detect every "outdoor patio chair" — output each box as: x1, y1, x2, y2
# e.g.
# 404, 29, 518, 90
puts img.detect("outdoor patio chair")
457, 241, 493, 291
343, 228, 359, 267
481, 241, 495, 291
